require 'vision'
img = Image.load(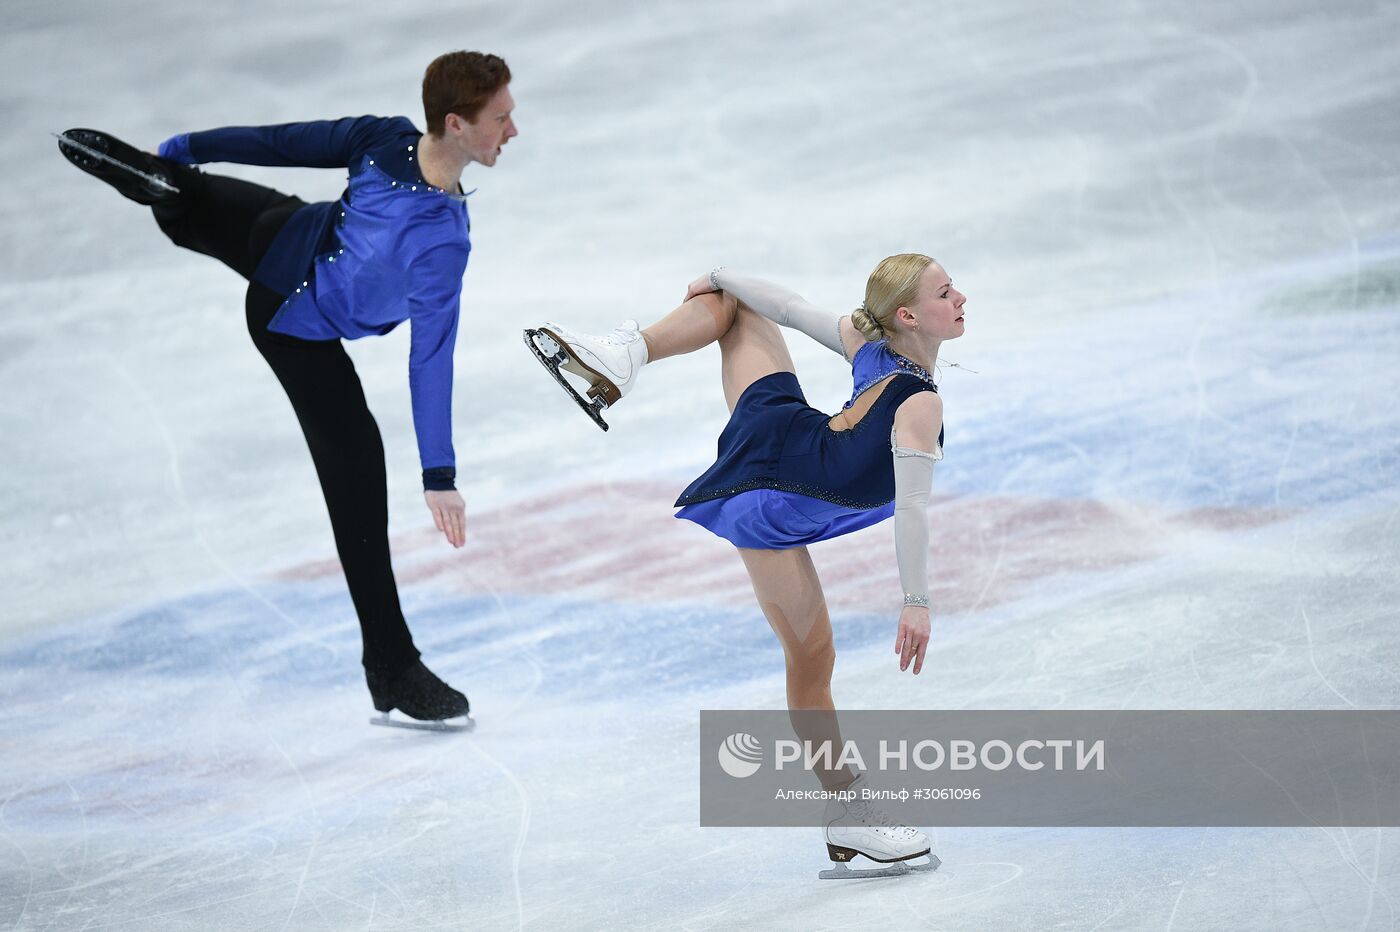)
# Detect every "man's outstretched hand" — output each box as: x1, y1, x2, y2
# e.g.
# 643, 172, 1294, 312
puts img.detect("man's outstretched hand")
425, 489, 466, 548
